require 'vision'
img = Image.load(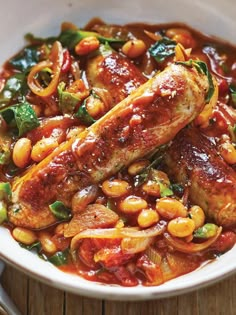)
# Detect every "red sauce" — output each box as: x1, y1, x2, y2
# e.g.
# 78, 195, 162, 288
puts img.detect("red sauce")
0, 19, 236, 287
